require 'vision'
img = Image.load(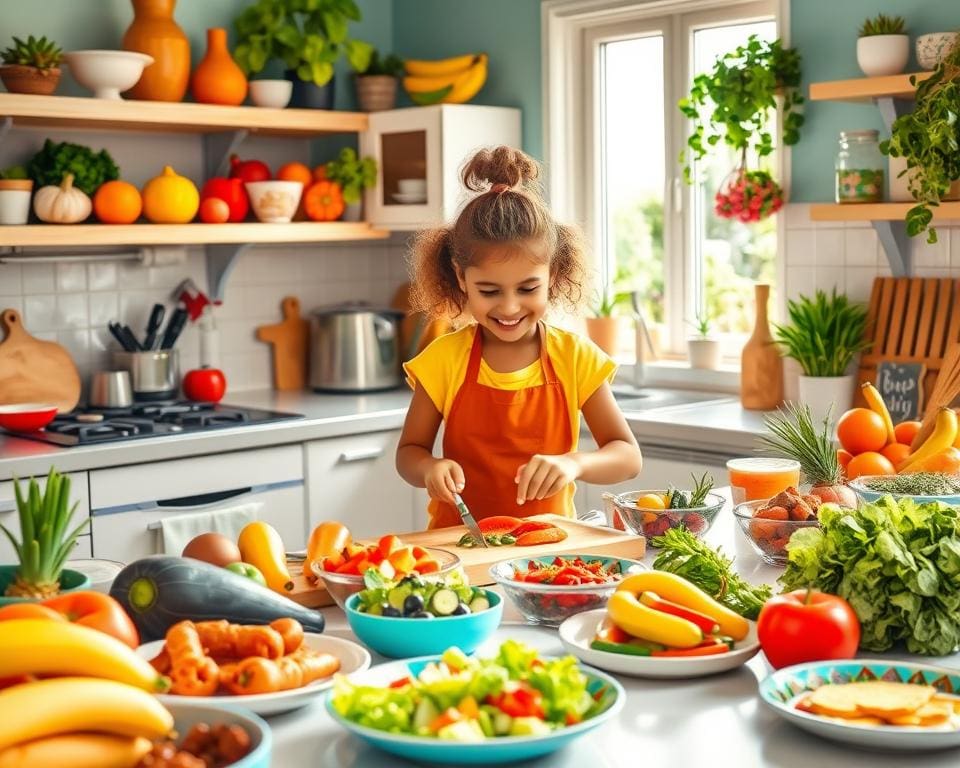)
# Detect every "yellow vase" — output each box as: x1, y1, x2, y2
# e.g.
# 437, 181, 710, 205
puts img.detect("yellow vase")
122, 0, 190, 102
191, 28, 248, 106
